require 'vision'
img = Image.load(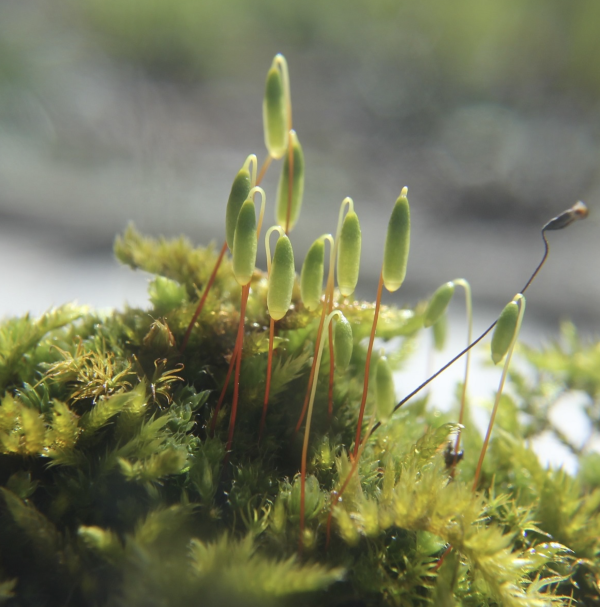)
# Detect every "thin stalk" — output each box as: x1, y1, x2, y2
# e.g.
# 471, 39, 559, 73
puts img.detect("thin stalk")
325, 199, 353, 420
180, 156, 257, 353
472, 295, 525, 491
180, 240, 228, 353
327, 319, 335, 422
353, 271, 384, 458
209, 345, 238, 436
295, 197, 352, 431
256, 155, 272, 186
224, 284, 251, 465
259, 226, 286, 443
370, 230, 551, 437
259, 317, 276, 443
451, 279, 472, 470
299, 310, 341, 554
213, 187, 266, 447
326, 410, 376, 550
294, 233, 335, 433
295, 300, 328, 434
